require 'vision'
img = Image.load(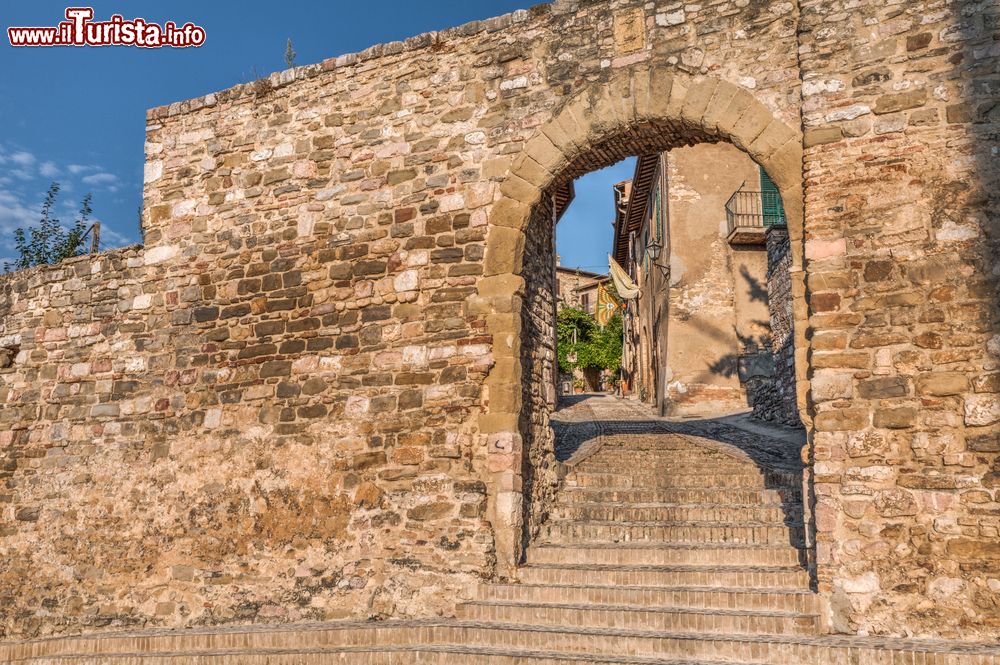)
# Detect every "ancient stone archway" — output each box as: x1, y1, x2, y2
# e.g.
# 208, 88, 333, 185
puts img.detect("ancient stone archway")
480, 66, 810, 576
